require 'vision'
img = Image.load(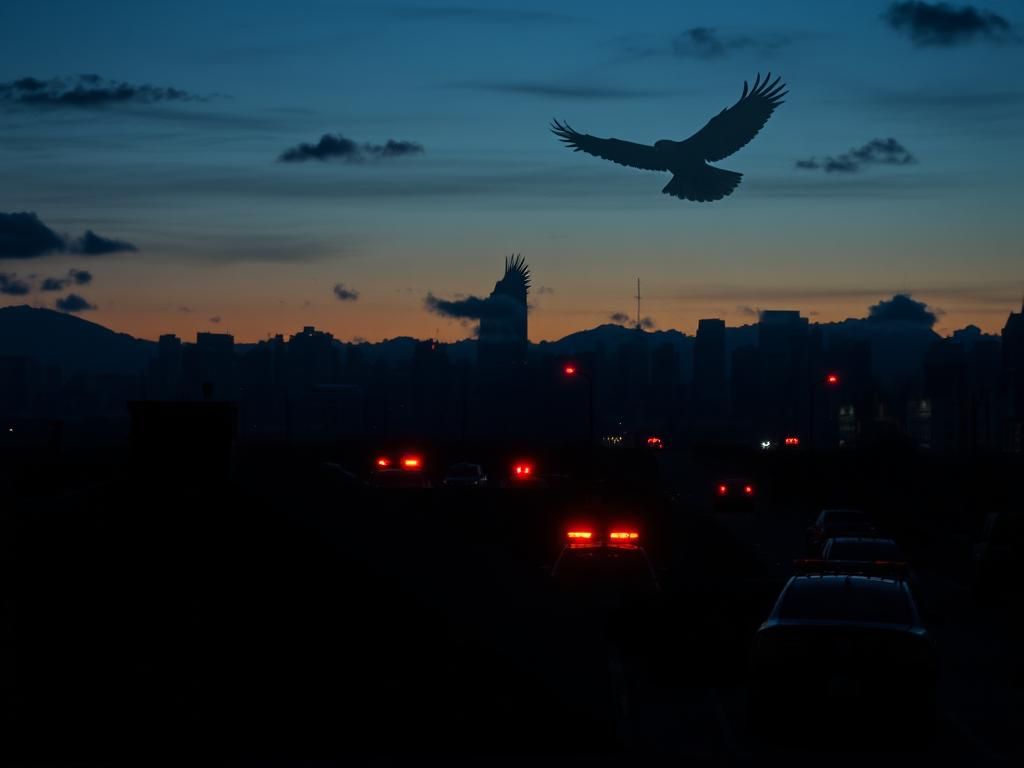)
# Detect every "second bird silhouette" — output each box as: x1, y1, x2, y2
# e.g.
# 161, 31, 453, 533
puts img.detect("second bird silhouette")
552, 73, 786, 202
